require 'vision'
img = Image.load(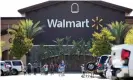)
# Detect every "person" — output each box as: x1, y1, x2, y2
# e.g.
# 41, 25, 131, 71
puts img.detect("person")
24, 66, 27, 75
33, 61, 38, 75
81, 64, 85, 78
49, 62, 54, 75
27, 63, 32, 75
106, 57, 112, 79
58, 60, 65, 76
43, 63, 48, 75
54, 63, 58, 72
6, 63, 12, 75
